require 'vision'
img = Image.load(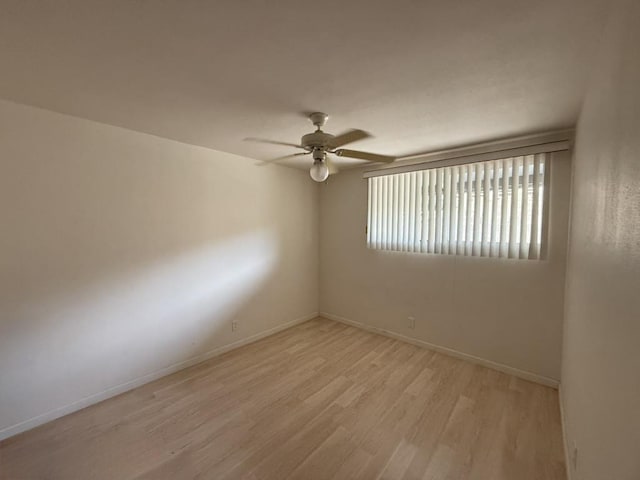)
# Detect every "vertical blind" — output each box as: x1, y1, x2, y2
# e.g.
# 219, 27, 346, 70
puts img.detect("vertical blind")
366, 153, 549, 259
